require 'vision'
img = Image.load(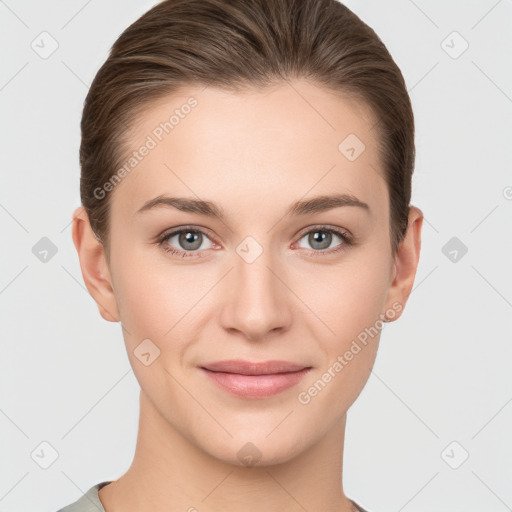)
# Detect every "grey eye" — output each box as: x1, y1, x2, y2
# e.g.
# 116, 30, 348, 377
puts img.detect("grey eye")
165, 230, 213, 251
297, 230, 343, 251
